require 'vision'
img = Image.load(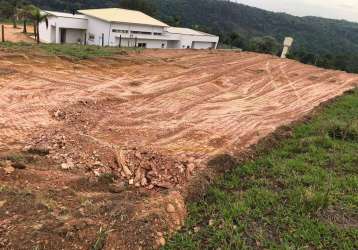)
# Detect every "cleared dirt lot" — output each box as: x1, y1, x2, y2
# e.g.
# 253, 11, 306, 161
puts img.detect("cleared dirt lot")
0, 49, 357, 249
0, 24, 34, 43
1, 49, 357, 158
